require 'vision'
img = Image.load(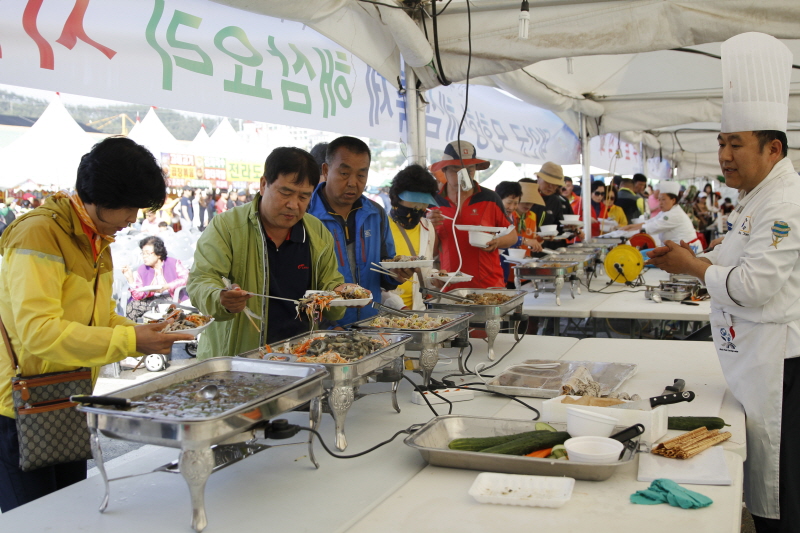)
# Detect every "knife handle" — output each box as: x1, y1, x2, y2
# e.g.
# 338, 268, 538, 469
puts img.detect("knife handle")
650, 391, 695, 408
665, 379, 685, 394
70, 395, 131, 407
610, 423, 645, 444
